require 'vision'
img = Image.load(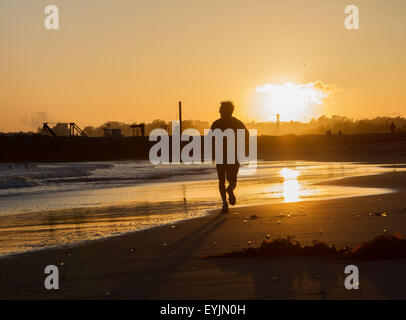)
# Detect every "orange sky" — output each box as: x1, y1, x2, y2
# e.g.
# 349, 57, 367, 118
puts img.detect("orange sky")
1, 0, 406, 131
